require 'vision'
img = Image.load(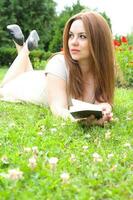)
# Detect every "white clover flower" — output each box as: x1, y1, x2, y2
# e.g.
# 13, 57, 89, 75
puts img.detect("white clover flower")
82, 145, 88, 151
1, 155, 9, 165
126, 117, 132, 121
69, 154, 76, 163
61, 122, 66, 126
130, 164, 133, 169
49, 157, 58, 170
110, 164, 117, 172
23, 147, 31, 153
107, 153, 114, 159
93, 173, 98, 178
32, 146, 39, 155
60, 172, 70, 184
92, 153, 103, 162
123, 153, 127, 159
28, 156, 37, 169
105, 130, 111, 140
127, 111, 132, 115
50, 128, 57, 132
37, 131, 43, 136
94, 138, 101, 147
8, 122, 15, 128
123, 143, 131, 148
7, 168, 23, 180
40, 125, 45, 131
